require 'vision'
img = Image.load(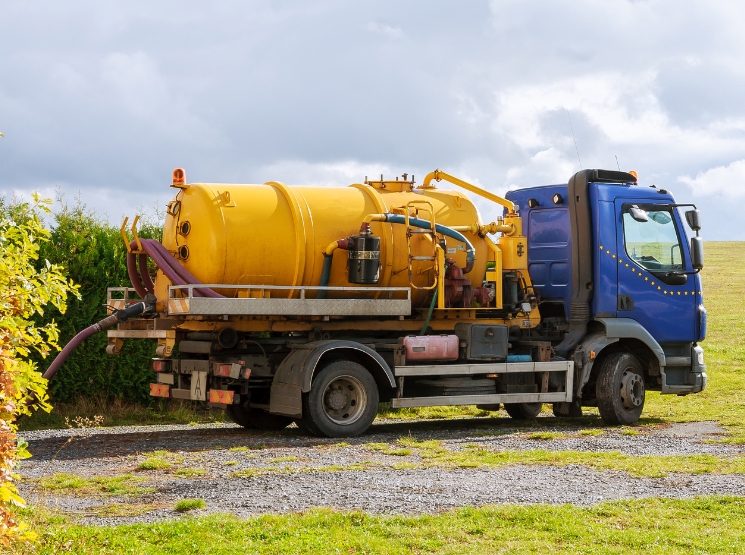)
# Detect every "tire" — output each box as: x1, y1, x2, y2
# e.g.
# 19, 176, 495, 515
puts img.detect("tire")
301, 360, 379, 438
596, 351, 645, 425
245, 408, 294, 431
552, 401, 583, 418
504, 402, 542, 420
226, 404, 292, 430
226, 404, 253, 428
418, 378, 496, 397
